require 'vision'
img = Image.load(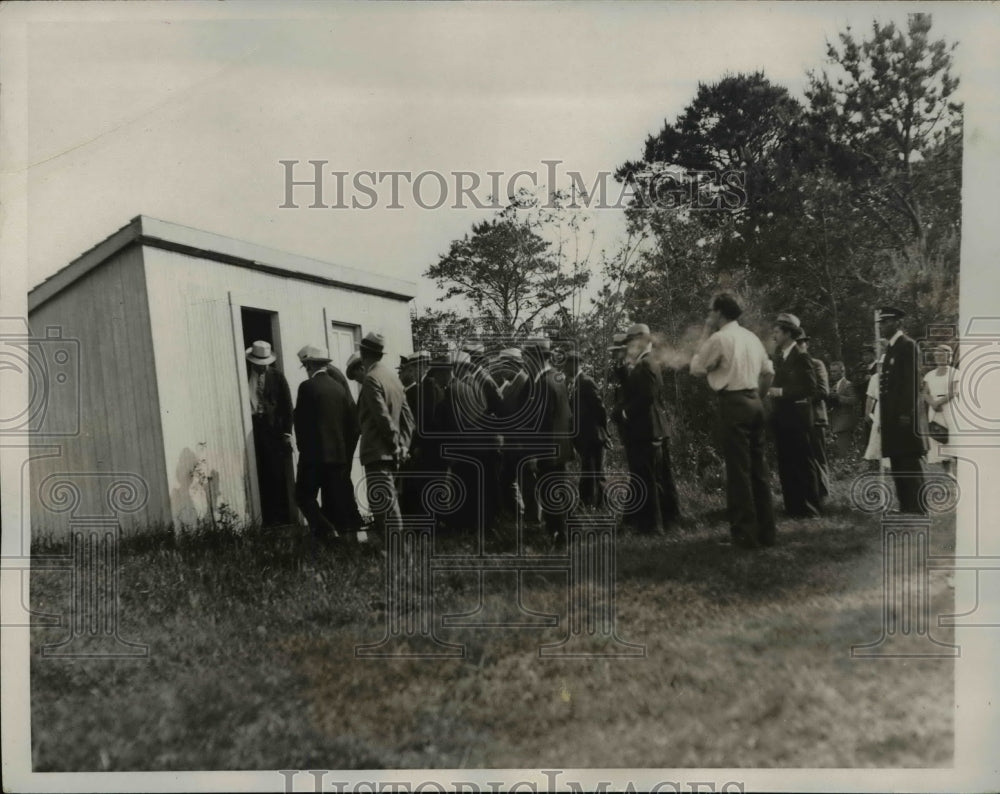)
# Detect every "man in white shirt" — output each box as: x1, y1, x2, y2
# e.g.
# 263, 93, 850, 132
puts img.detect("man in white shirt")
690, 293, 776, 548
